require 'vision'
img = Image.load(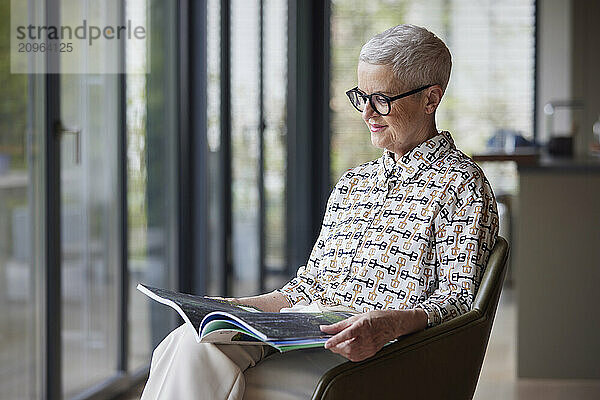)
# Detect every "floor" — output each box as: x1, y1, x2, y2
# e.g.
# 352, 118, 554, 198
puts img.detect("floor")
118, 286, 600, 400
473, 288, 600, 400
